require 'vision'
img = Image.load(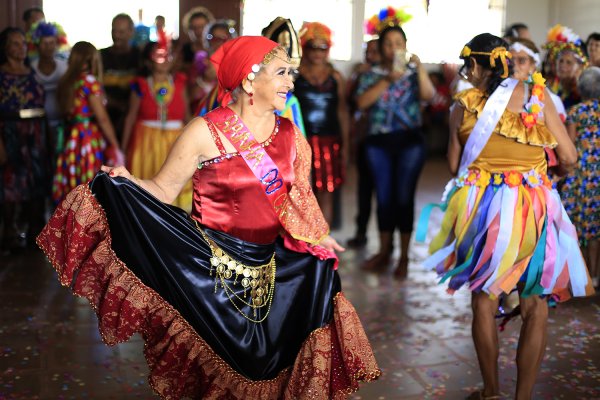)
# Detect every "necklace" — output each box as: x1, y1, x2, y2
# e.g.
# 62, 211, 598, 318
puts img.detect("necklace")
148, 75, 174, 128
521, 72, 546, 129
